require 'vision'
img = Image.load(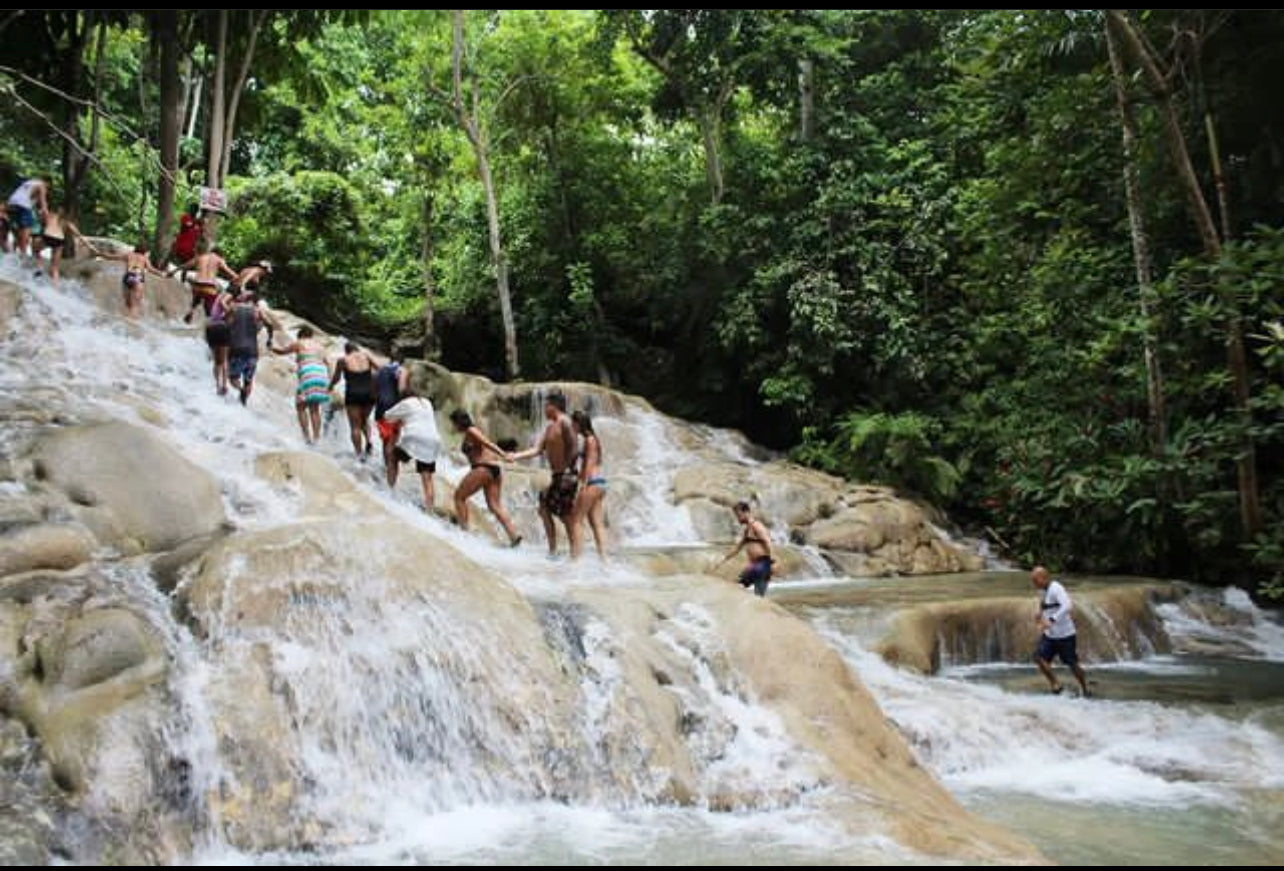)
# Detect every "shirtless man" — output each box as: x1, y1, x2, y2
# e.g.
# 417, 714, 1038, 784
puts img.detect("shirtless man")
232, 260, 283, 343
91, 241, 165, 318
509, 392, 580, 557
714, 501, 774, 597
180, 243, 238, 324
